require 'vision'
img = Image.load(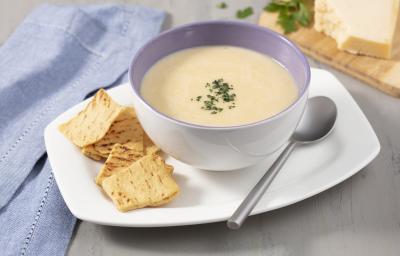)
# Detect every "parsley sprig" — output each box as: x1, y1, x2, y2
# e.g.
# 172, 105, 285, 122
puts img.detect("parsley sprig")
236, 7, 254, 19
192, 79, 236, 114
264, 0, 311, 34
216, 2, 228, 9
